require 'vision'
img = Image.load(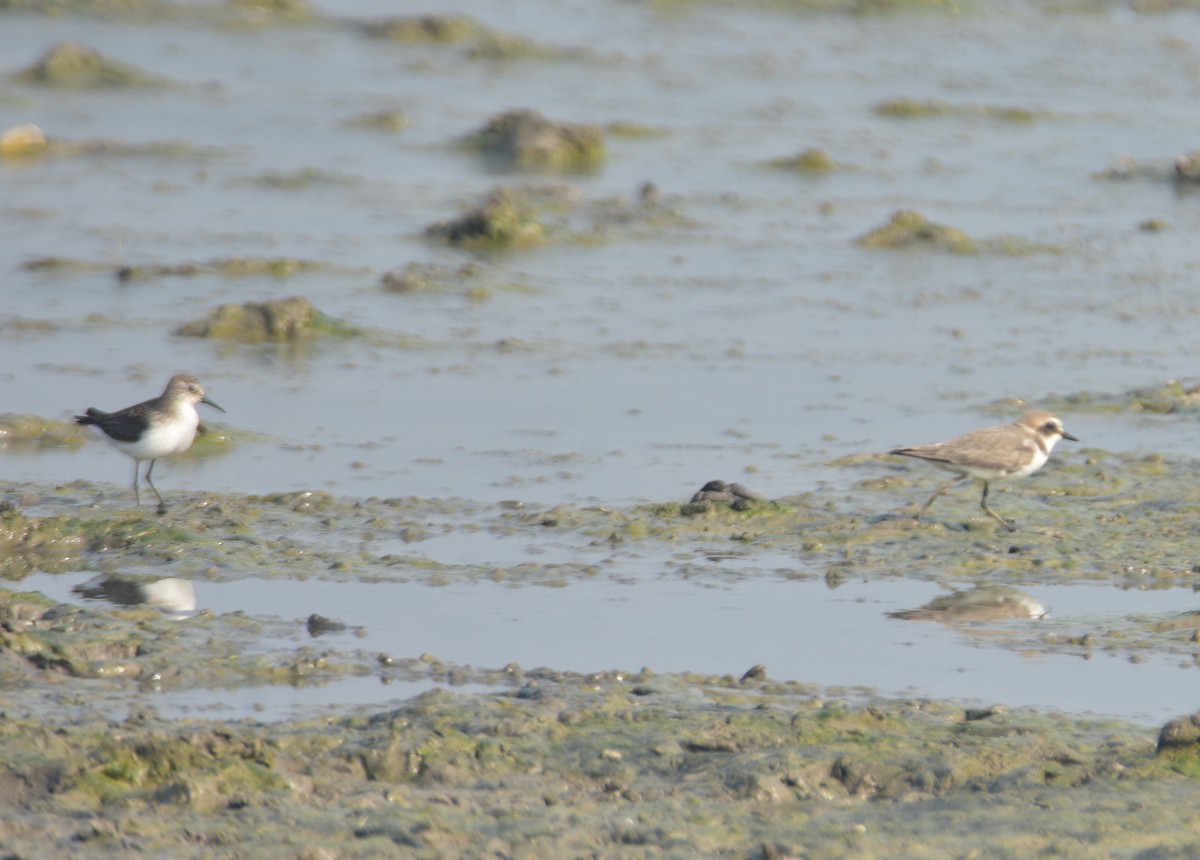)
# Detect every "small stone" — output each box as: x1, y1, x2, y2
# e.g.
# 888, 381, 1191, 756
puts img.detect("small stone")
740, 664, 768, 683
964, 705, 1006, 721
